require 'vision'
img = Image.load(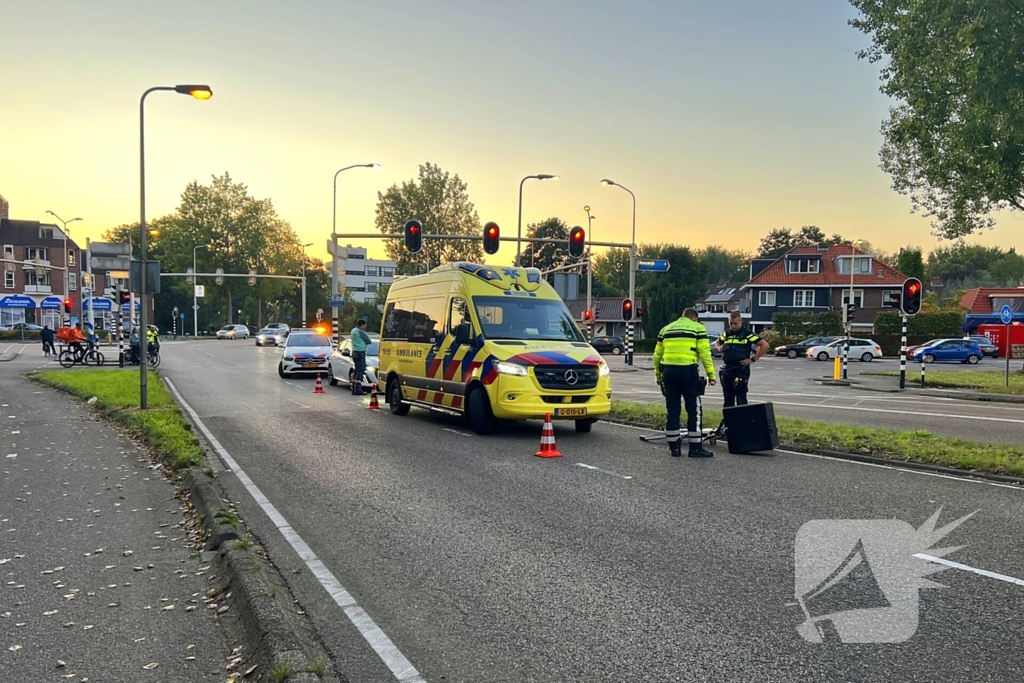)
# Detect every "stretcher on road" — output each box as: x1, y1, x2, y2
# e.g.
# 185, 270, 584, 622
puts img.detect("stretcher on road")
639, 426, 720, 446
